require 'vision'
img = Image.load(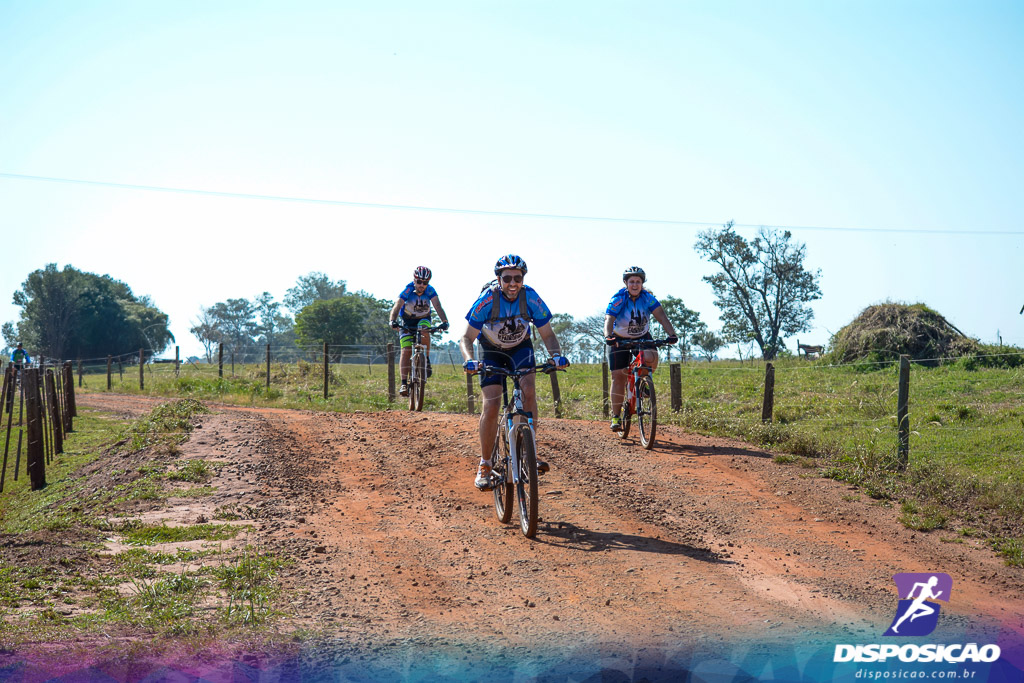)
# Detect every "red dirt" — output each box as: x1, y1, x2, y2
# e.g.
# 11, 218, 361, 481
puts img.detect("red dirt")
69, 394, 1024, 654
